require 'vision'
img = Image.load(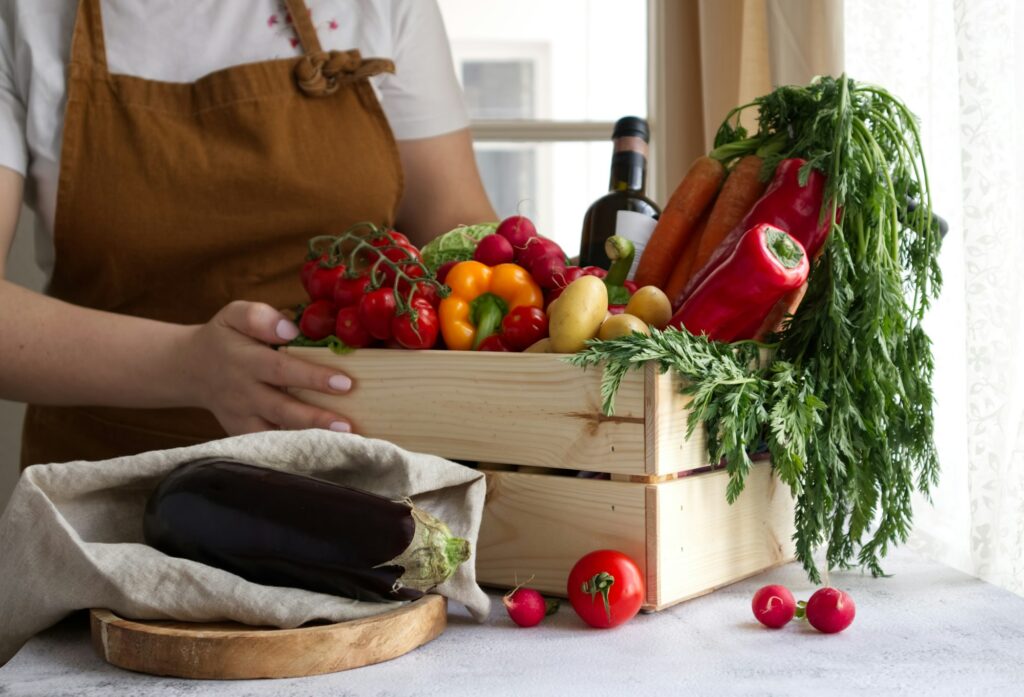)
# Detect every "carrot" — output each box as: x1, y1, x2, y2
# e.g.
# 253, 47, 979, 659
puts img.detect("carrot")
690, 155, 767, 281
662, 206, 711, 310
634, 156, 724, 289
752, 282, 808, 341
